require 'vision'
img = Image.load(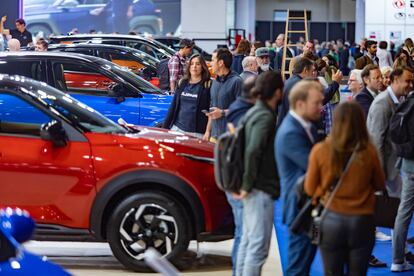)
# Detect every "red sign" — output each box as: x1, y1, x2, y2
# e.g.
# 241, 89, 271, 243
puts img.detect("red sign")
394, 0, 406, 9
